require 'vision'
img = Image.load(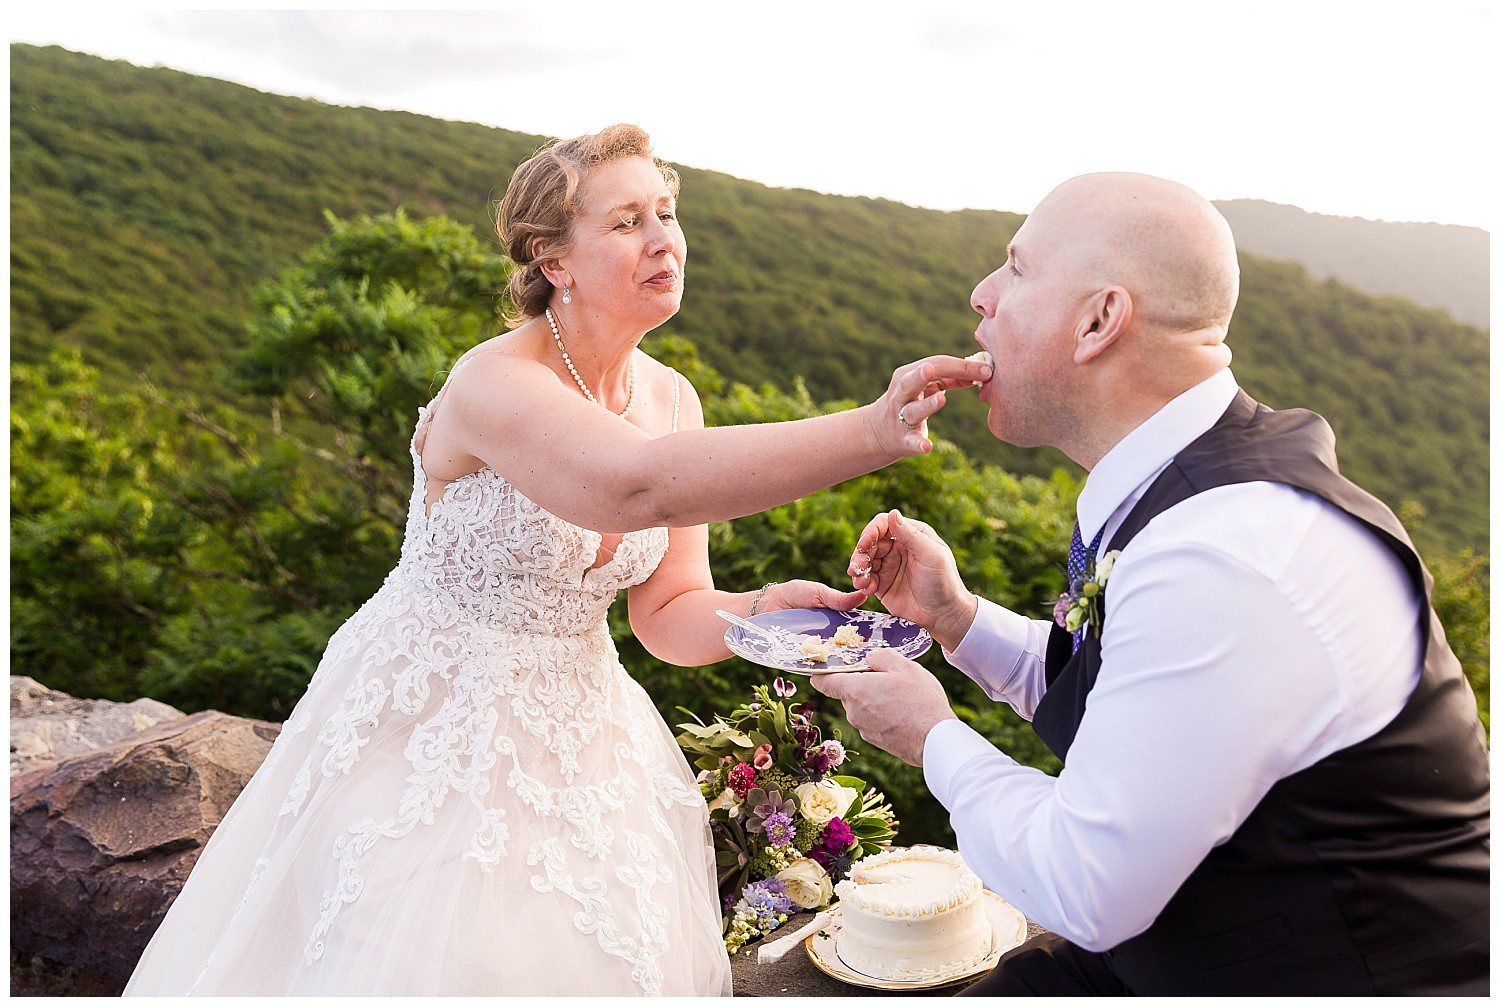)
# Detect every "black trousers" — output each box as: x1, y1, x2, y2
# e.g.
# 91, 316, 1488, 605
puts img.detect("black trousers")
960, 933, 1131, 996
962, 932, 1490, 996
